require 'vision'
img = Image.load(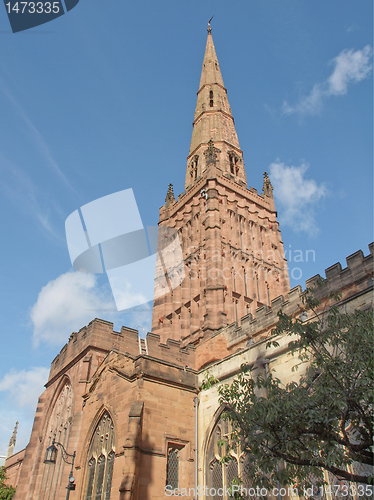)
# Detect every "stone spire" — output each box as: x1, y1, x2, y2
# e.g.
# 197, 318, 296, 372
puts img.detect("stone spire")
198, 21, 225, 89
185, 27, 246, 189
6, 421, 18, 459
153, 27, 290, 344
